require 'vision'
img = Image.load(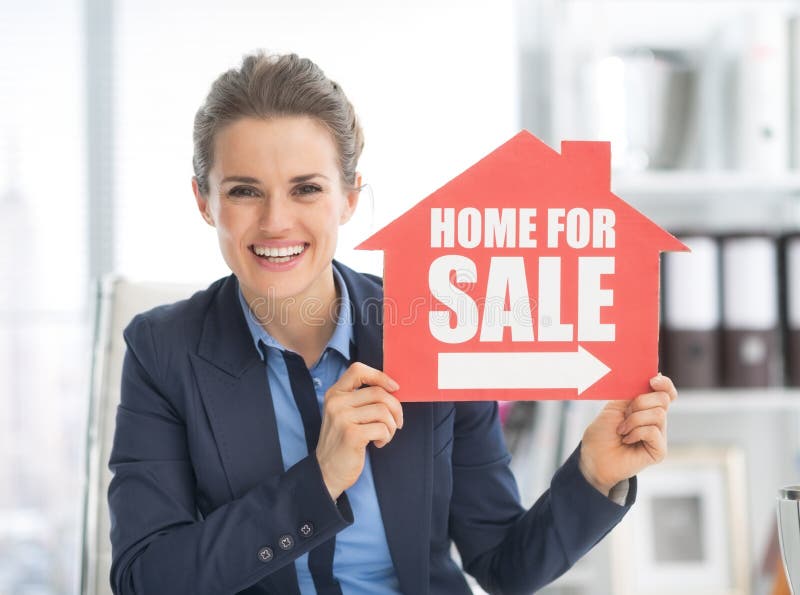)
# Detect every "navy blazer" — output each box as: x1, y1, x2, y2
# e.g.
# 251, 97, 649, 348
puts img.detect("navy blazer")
108, 260, 636, 595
